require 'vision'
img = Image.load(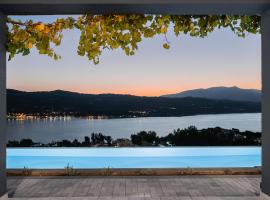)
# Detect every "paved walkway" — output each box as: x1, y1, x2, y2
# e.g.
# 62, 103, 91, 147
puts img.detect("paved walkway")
6, 175, 262, 199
